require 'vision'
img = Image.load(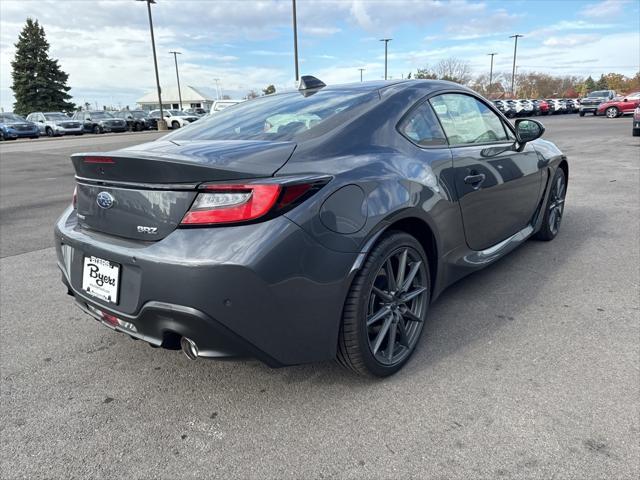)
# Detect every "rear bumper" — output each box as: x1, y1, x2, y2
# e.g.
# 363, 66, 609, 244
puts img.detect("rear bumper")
68, 288, 284, 366
54, 207, 358, 366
